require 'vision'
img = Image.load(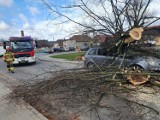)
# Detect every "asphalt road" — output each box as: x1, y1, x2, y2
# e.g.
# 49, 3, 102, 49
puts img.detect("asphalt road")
0, 53, 84, 84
